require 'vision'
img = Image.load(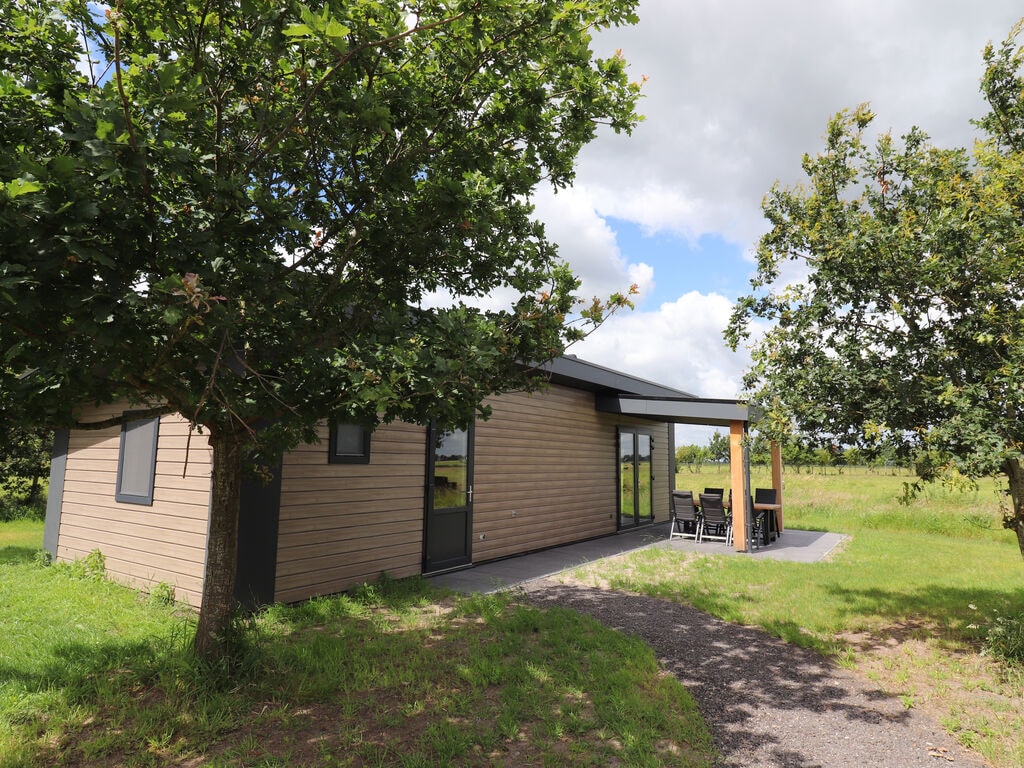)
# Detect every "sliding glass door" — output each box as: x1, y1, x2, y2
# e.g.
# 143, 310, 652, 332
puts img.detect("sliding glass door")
619, 428, 654, 528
